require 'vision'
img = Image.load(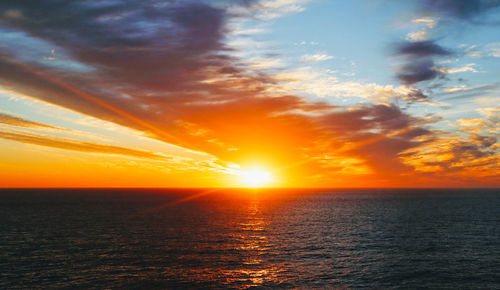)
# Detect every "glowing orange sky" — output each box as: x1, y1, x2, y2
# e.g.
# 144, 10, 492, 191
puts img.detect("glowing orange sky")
0, 1, 498, 188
